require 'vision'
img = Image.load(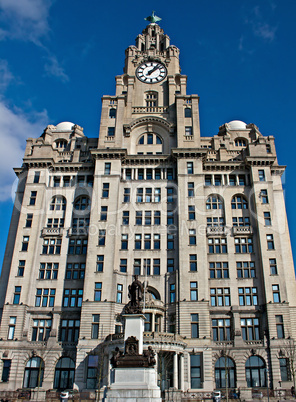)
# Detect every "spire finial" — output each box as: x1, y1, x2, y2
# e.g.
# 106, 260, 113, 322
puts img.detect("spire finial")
144, 11, 162, 25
